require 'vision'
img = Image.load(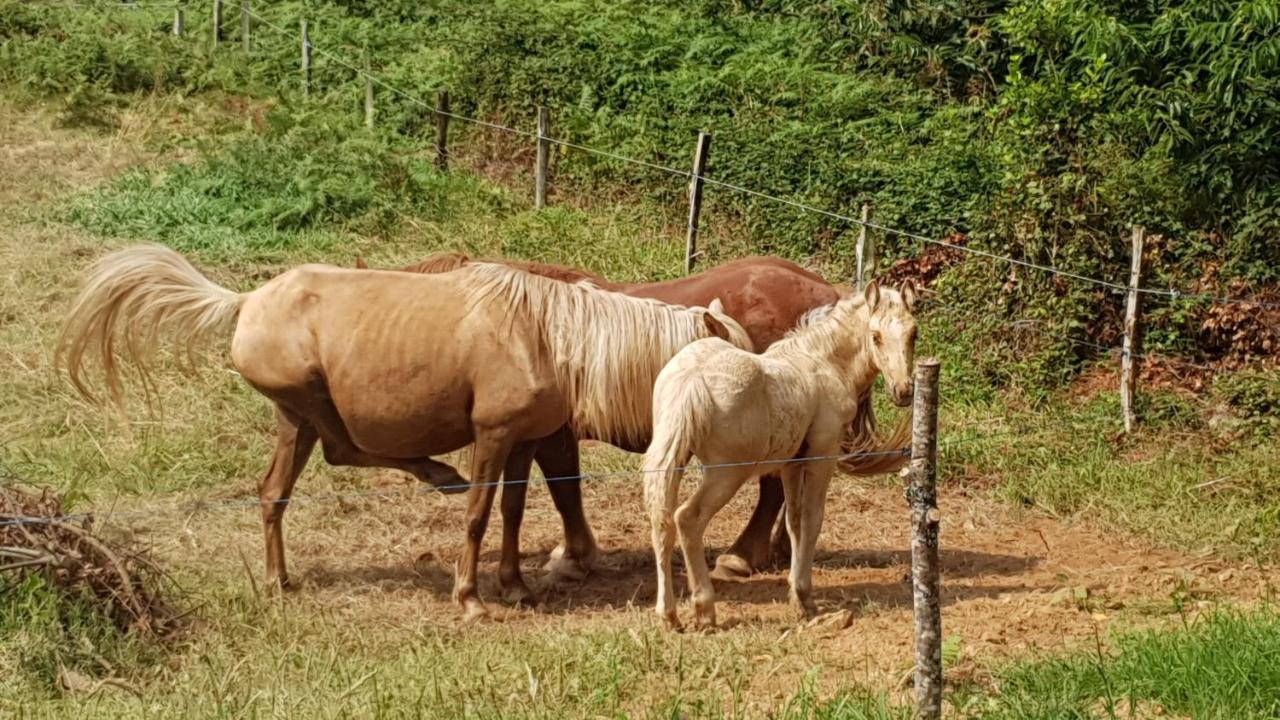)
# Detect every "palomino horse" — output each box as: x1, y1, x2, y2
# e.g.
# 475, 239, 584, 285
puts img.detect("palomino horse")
58, 245, 752, 619
644, 280, 917, 630
359, 251, 910, 584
